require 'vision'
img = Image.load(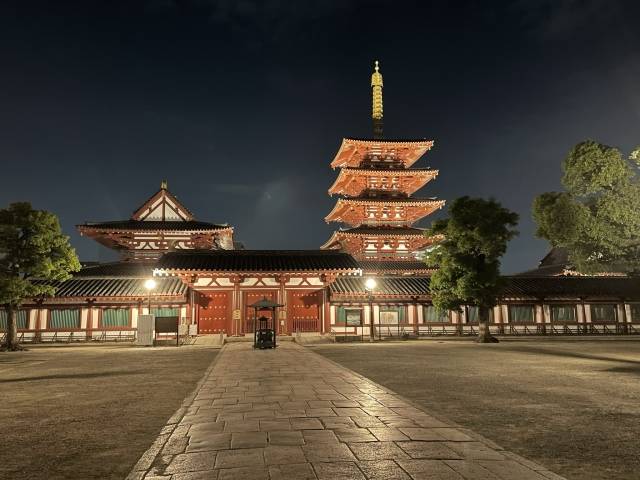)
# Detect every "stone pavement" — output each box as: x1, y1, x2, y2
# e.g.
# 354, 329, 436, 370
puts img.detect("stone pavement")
128, 342, 564, 480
